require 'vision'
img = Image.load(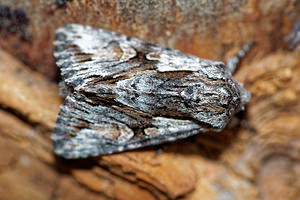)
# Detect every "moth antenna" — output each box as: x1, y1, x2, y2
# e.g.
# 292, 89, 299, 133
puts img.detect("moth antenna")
285, 18, 300, 50
226, 40, 256, 75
